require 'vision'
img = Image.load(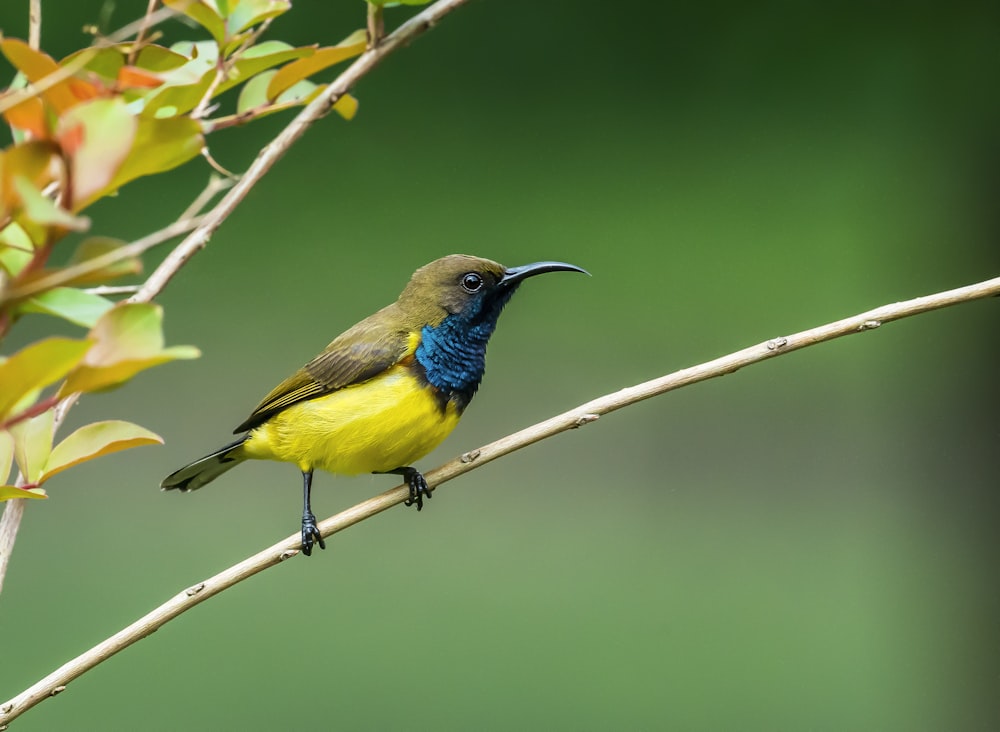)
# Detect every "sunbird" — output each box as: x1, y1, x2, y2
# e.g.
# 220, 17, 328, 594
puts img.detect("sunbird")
161, 254, 587, 555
